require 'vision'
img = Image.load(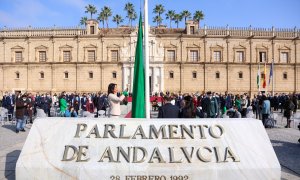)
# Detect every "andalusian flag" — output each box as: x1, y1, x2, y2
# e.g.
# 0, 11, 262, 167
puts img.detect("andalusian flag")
257, 63, 260, 89
263, 63, 267, 88
131, 13, 146, 118
268, 59, 274, 85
